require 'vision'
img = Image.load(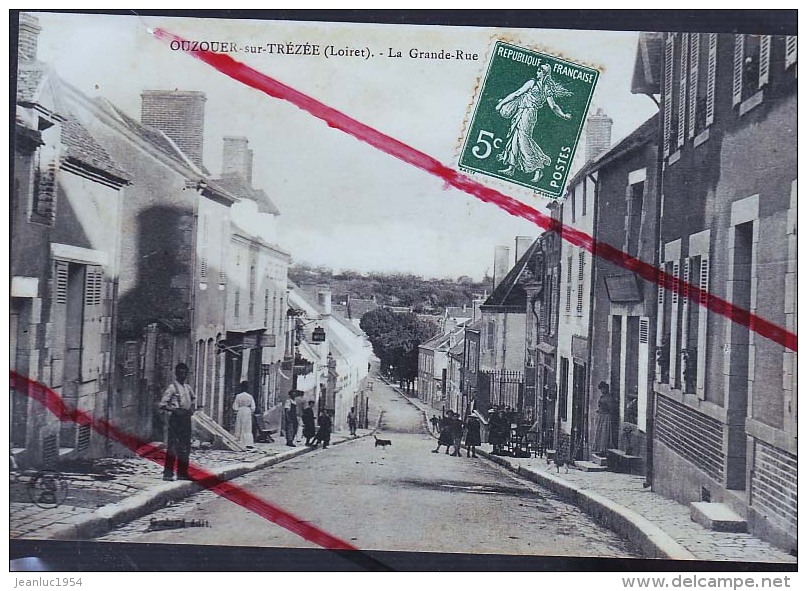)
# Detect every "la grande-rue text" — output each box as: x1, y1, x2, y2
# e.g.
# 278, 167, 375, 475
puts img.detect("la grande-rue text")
388, 47, 479, 60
